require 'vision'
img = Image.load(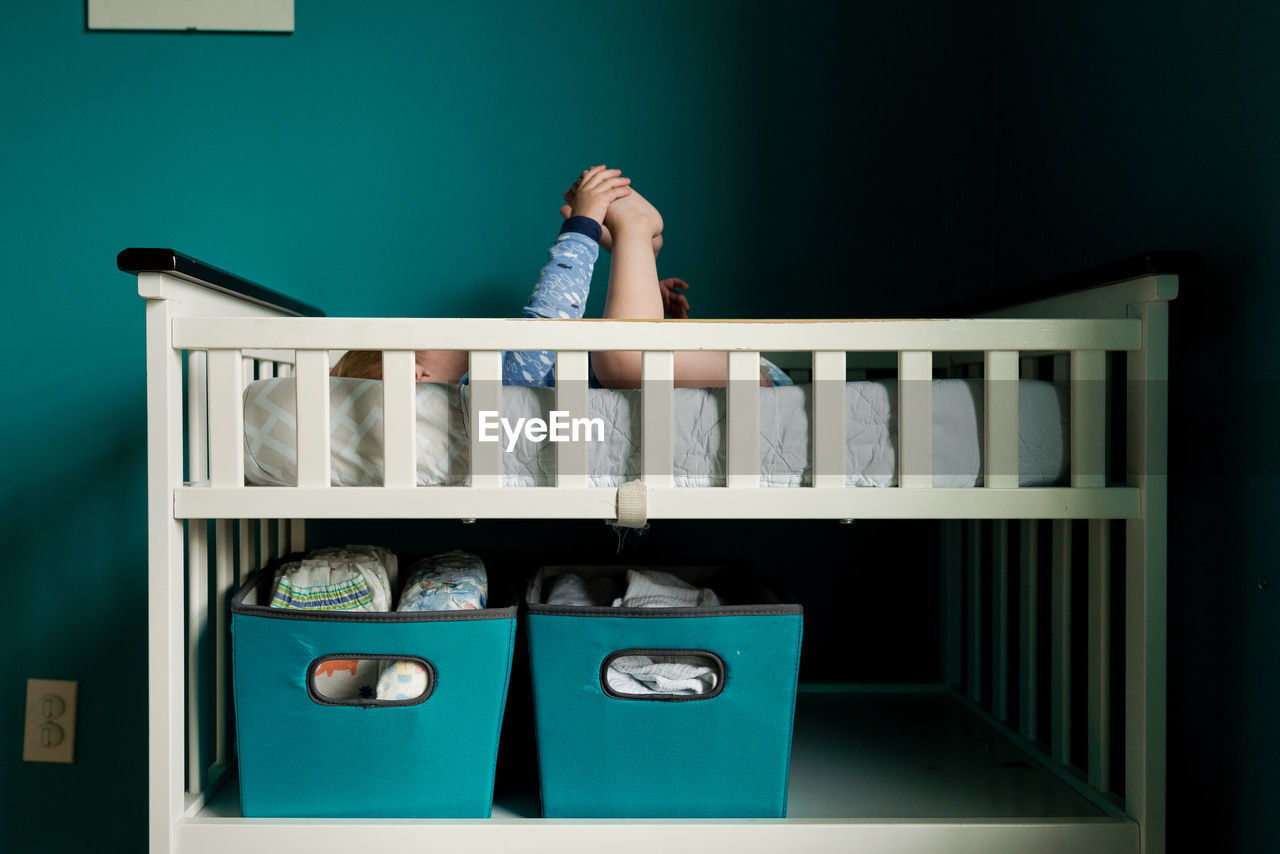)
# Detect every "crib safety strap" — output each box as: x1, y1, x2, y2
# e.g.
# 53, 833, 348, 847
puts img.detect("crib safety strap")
616, 479, 648, 528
